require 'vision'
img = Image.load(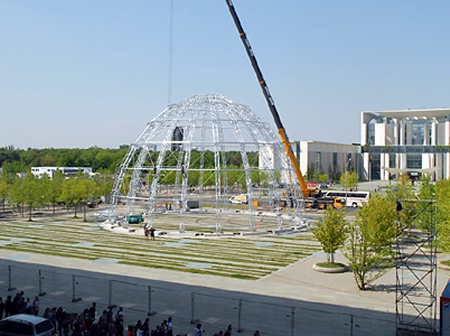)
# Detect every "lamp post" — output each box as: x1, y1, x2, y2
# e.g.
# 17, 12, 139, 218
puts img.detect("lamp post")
345, 156, 352, 208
